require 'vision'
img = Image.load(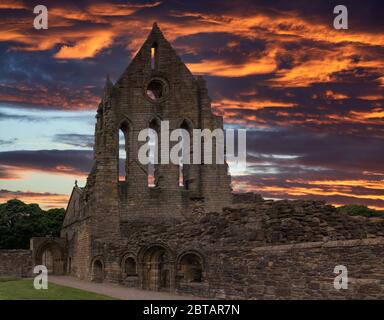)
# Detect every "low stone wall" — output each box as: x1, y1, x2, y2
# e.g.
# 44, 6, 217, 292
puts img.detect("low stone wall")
208, 237, 384, 299
60, 195, 384, 299
0, 250, 32, 278
114, 199, 384, 299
